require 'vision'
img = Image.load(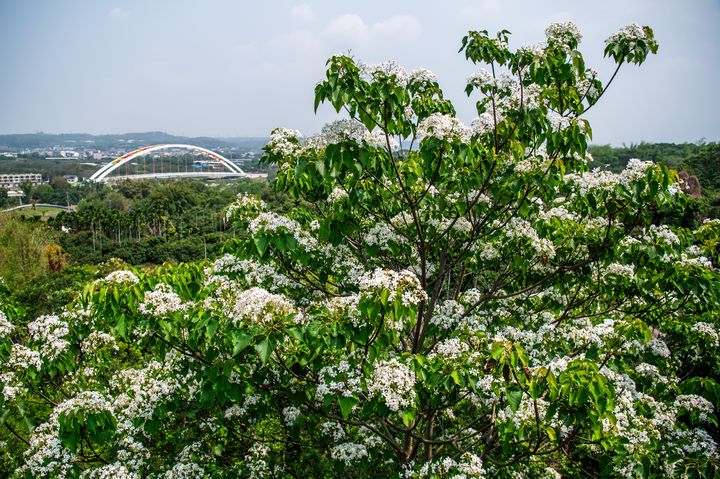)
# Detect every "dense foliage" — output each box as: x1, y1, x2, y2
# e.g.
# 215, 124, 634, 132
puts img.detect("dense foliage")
2, 22, 720, 478
590, 142, 720, 219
